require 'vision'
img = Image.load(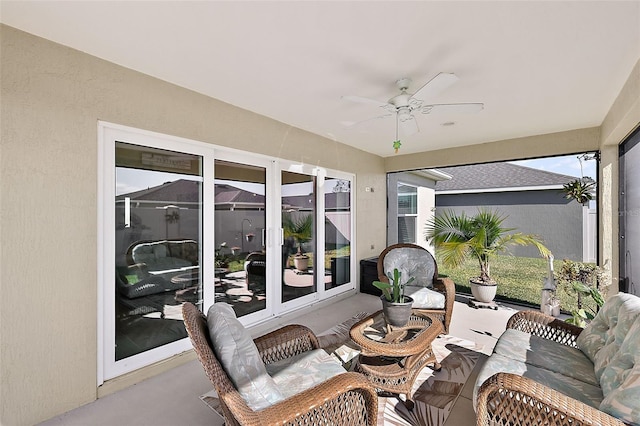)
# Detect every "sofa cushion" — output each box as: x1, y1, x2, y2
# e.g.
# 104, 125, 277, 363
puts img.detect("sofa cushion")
473, 353, 604, 411
577, 293, 640, 382
598, 317, 640, 425
207, 303, 284, 410
266, 349, 346, 399
404, 285, 446, 309
493, 328, 598, 386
